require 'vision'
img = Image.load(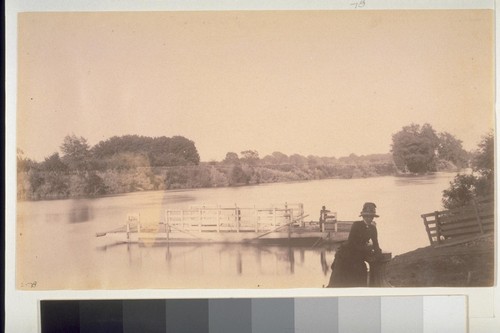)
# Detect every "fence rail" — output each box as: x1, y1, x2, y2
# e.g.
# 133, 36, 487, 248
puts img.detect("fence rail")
421, 196, 494, 247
